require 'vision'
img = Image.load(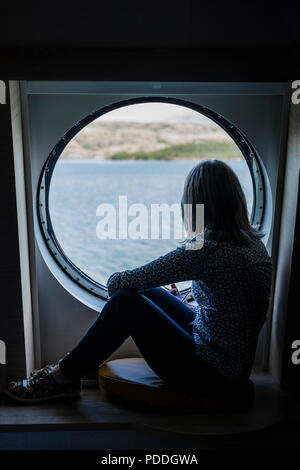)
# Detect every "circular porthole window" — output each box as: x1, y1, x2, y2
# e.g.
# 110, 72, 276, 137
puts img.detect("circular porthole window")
38, 97, 265, 300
